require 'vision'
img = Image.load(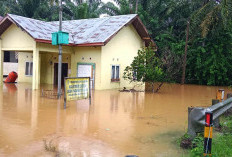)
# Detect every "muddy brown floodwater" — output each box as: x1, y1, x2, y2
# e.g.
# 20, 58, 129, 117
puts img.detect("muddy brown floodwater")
0, 83, 231, 157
